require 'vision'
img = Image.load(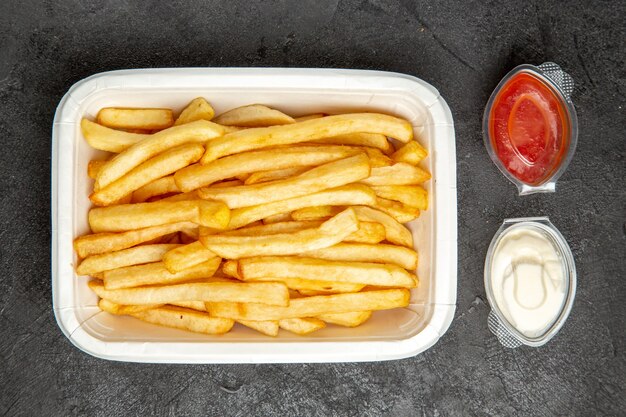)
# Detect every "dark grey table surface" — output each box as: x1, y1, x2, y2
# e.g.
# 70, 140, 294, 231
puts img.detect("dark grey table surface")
1, 1, 624, 416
